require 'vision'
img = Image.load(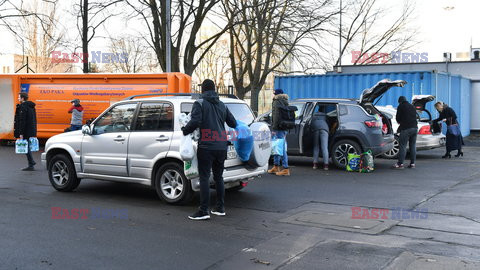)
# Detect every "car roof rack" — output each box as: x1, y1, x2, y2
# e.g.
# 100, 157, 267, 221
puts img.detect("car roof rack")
124, 93, 238, 100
